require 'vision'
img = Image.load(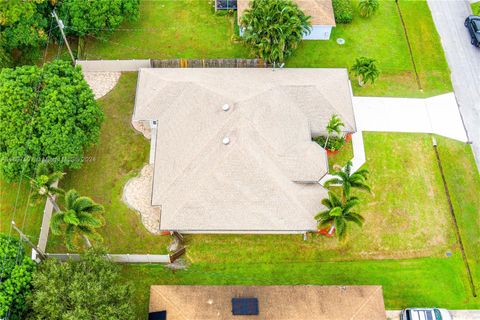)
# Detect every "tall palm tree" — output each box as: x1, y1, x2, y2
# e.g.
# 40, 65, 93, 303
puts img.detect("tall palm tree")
324, 114, 344, 149
315, 192, 364, 241
351, 57, 380, 86
324, 161, 371, 200
50, 189, 104, 250
30, 162, 65, 212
